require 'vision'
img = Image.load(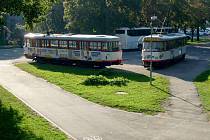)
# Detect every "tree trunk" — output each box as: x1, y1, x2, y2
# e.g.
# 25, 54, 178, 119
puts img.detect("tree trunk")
184, 27, 186, 34
196, 26, 199, 41
191, 28, 194, 42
